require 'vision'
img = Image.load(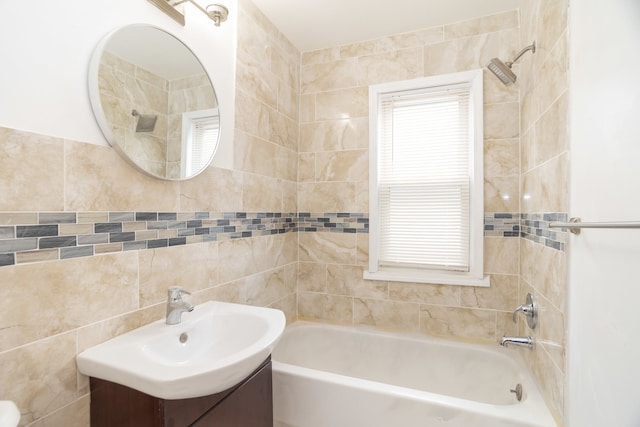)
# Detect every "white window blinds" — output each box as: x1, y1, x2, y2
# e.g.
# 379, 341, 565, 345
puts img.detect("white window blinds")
378, 85, 472, 272
188, 114, 219, 173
